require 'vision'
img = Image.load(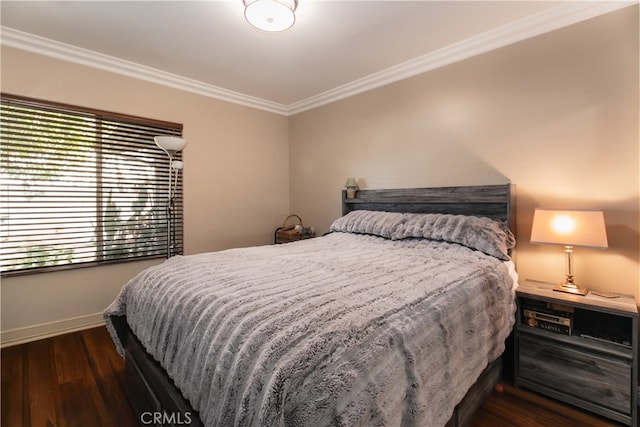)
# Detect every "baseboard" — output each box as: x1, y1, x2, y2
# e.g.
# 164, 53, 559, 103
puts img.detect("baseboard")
1, 312, 105, 348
